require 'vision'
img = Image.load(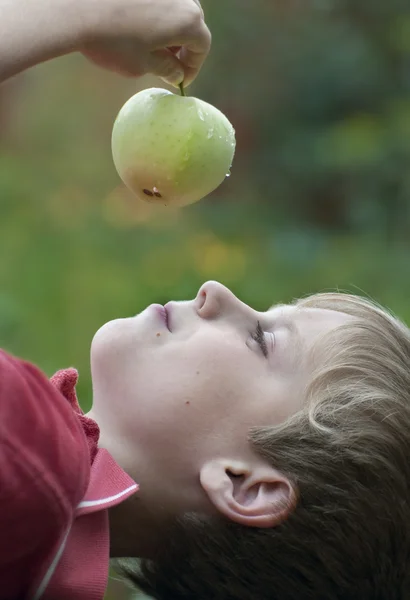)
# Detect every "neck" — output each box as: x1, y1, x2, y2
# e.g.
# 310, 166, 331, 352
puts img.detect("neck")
87, 407, 175, 558
108, 492, 172, 558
